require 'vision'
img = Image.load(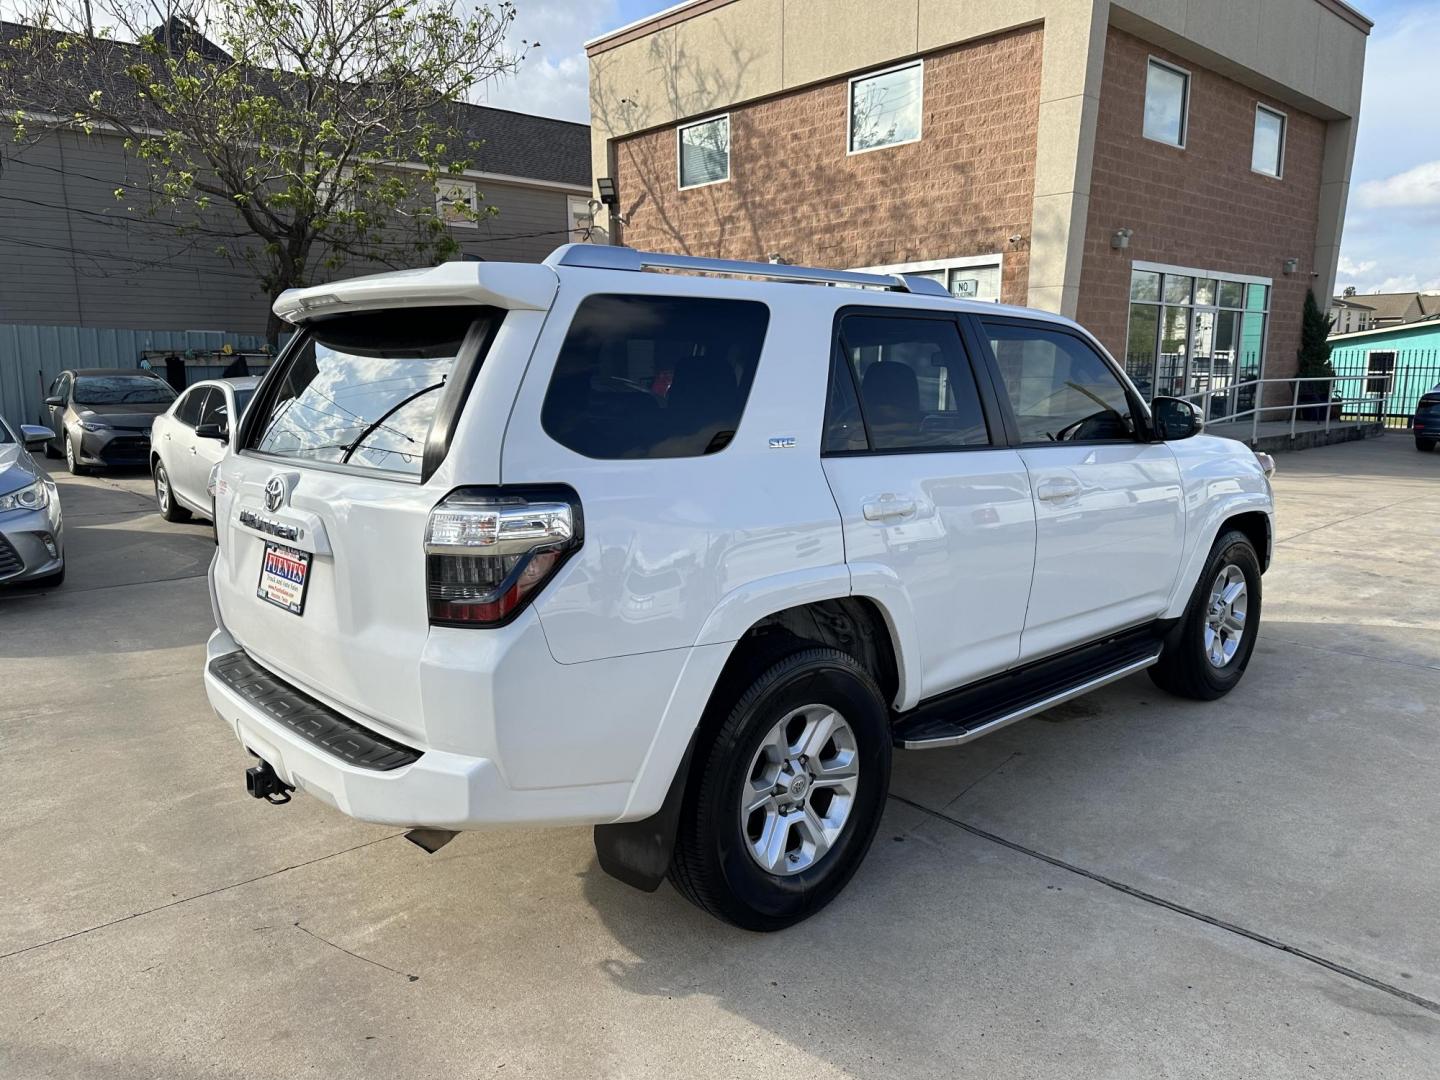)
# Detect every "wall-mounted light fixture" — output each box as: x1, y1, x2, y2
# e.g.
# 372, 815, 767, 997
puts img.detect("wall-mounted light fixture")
1282, 257, 1299, 275
1111, 228, 1133, 250
596, 177, 619, 208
